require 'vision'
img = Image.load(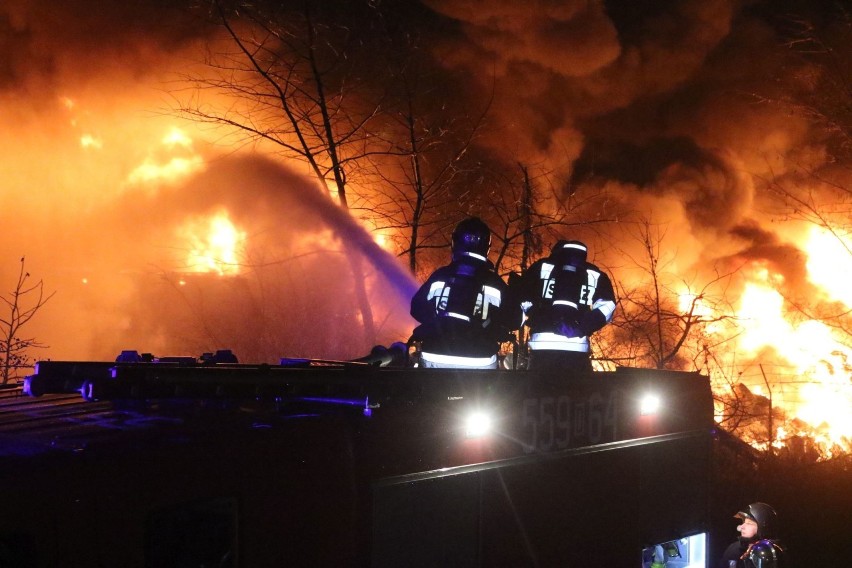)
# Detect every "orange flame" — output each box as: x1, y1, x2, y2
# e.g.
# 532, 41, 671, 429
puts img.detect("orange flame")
180, 211, 246, 275
731, 239, 852, 453
126, 127, 205, 186
805, 226, 852, 305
